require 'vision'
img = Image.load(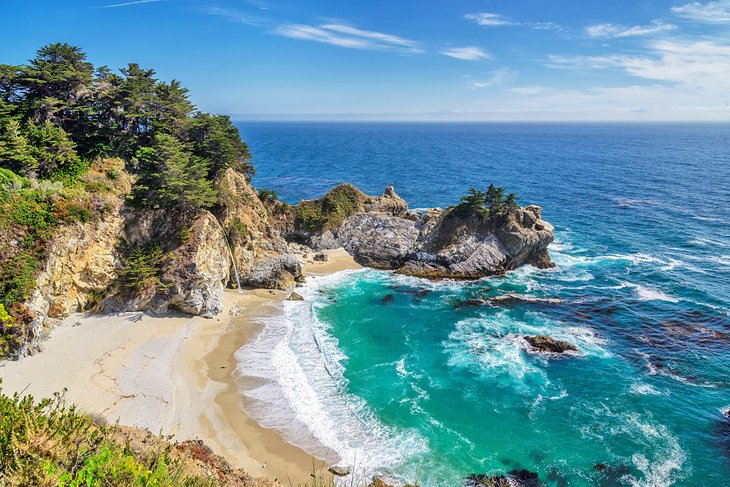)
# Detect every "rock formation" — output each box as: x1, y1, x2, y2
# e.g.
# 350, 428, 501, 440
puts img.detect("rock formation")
287, 185, 555, 279
15, 173, 554, 358
524, 335, 578, 354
